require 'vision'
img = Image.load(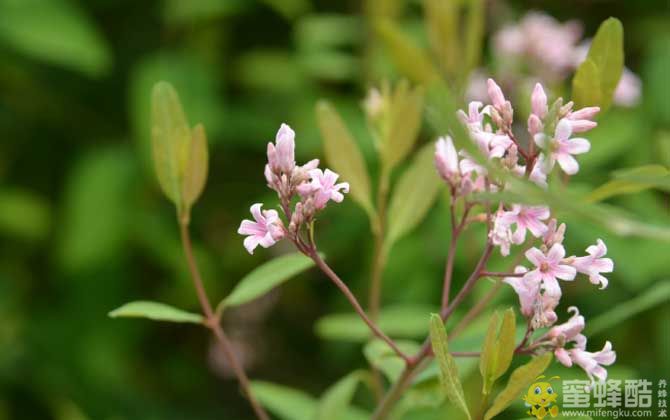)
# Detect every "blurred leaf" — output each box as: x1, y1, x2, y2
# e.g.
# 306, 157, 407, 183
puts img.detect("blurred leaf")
385, 143, 443, 253
315, 304, 437, 342
424, 0, 459, 78
219, 253, 315, 309
163, 0, 247, 23
484, 353, 553, 420
315, 371, 368, 420
374, 18, 439, 84
384, 81, 424, 170
573, 18, 624, 111
0, 0, 111, 76
572, 59, 601, 110
260, 0, 310, 20
316, 101, 375, 220
182, 124, 209, 210
364, 339, 420, 382
429, 314, 471, 420
587, 280, 670, 335
108, 301, 204, 324
588, 164, 670, 202
296, 15, 362, 50
579, 109, 642, 168
251, 381, 316, 420
59, 147, 134, 271
463, 0, 485, 79
300, 51, 359, 82
479, 309, 516, 394
0, 188, 50, 241
235, 50, 303, 93
643, 36, 670, 126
